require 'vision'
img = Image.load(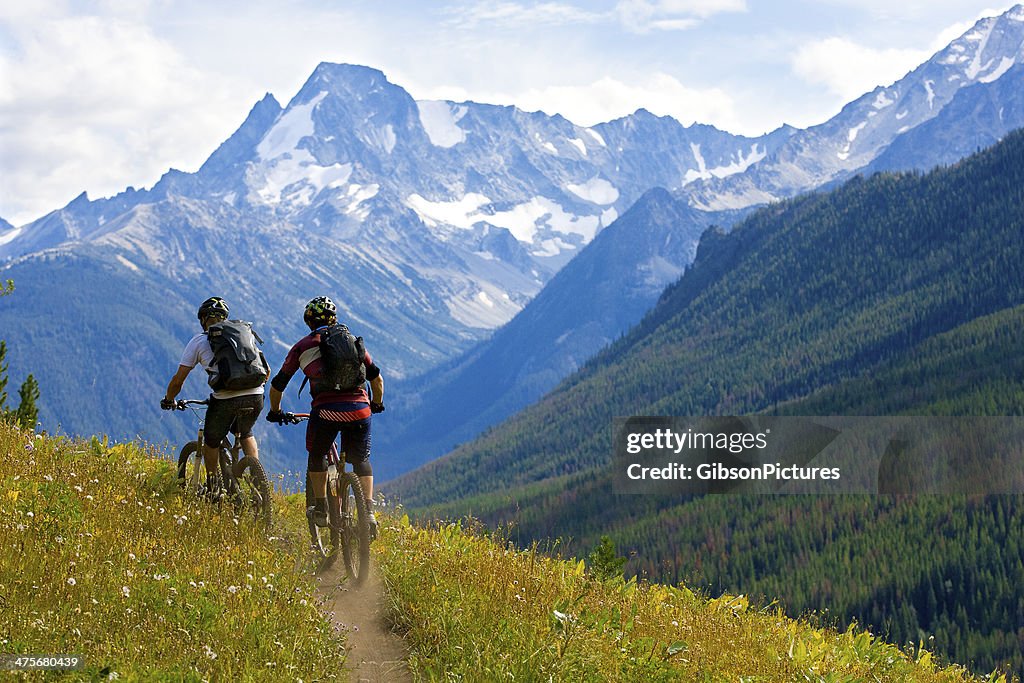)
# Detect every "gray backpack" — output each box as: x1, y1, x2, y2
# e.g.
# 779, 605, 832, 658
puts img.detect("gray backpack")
206, 320, 269, 391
